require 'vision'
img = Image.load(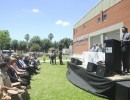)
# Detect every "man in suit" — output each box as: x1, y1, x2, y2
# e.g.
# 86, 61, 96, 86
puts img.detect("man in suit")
121, 26, 130, 73
58, 50, 63, 65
